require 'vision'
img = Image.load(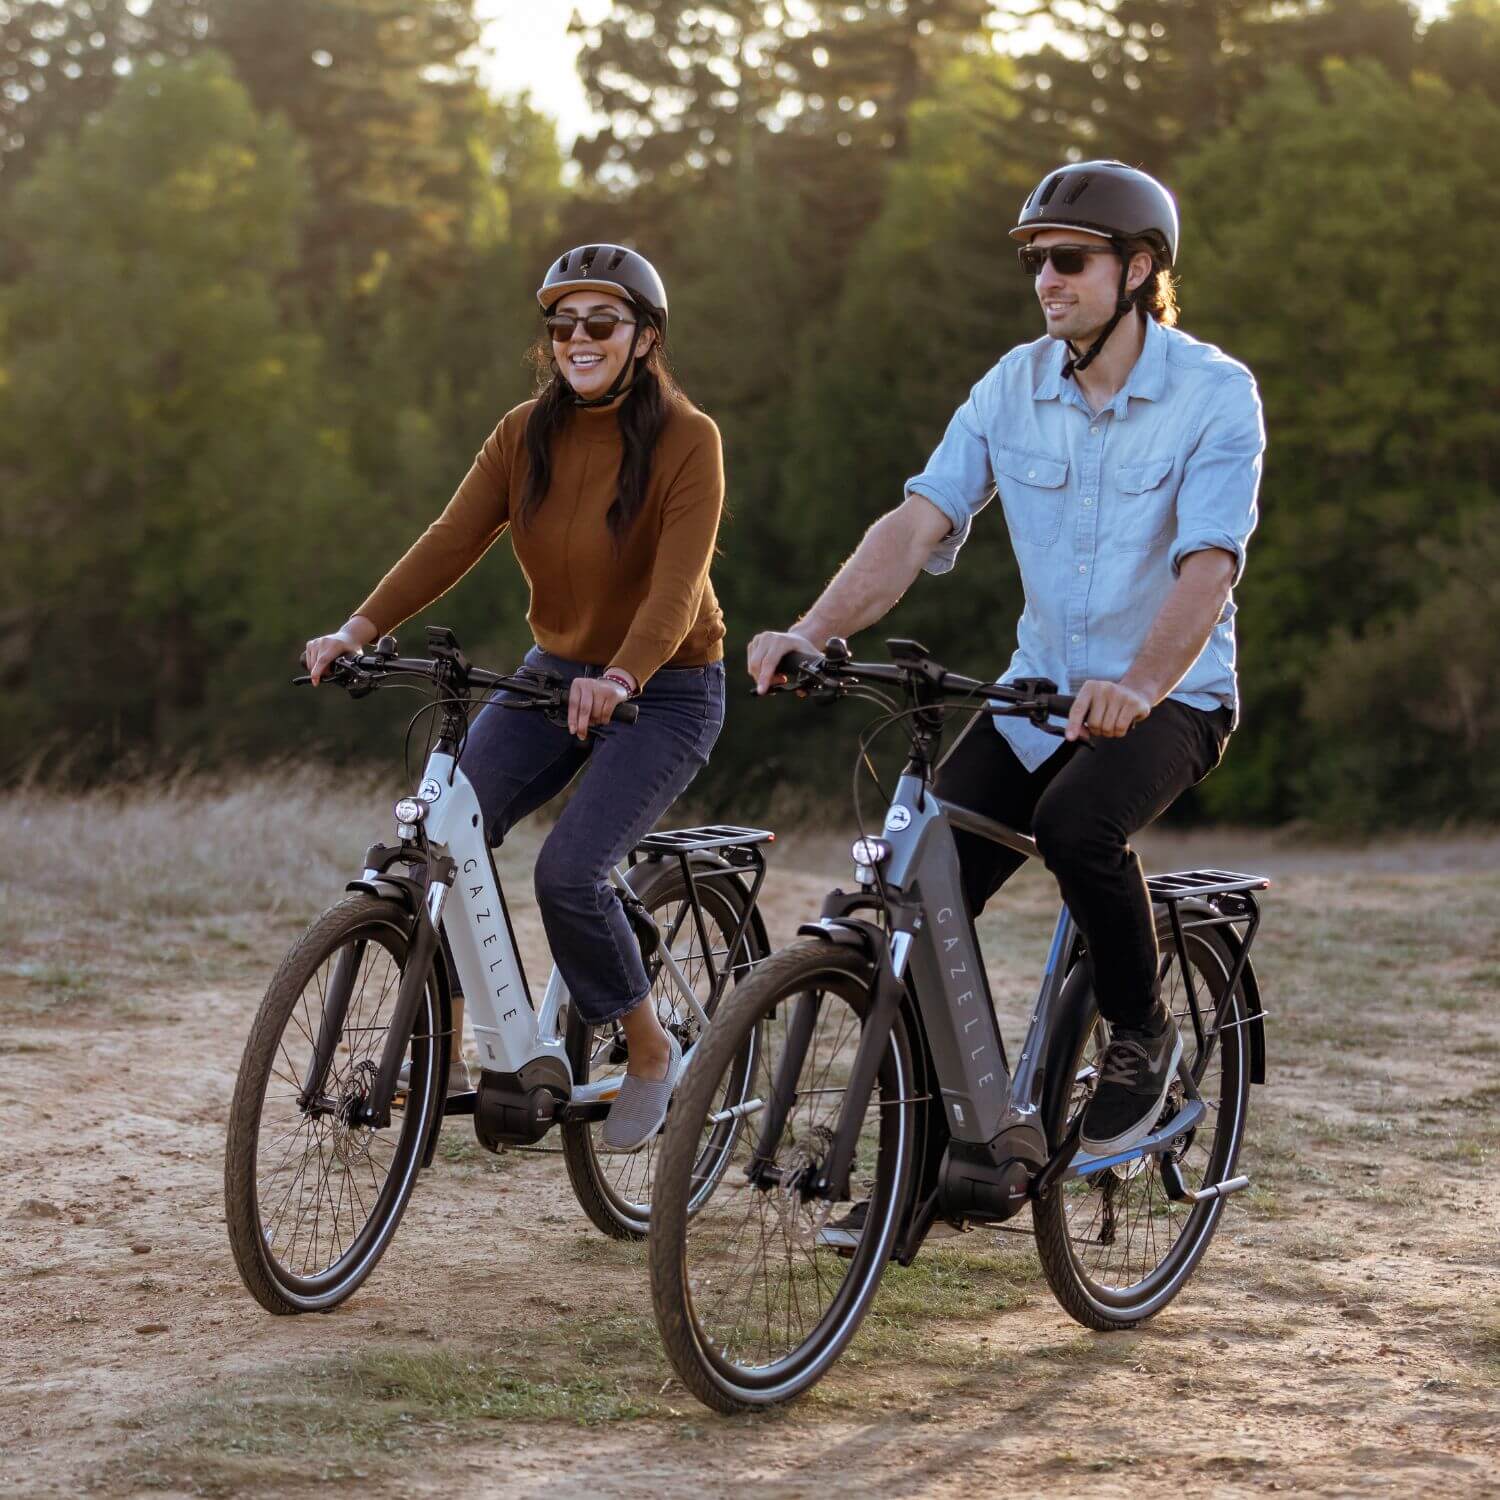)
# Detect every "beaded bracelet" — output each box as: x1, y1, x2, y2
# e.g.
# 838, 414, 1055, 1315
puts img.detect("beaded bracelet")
602, 670, 636, 697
